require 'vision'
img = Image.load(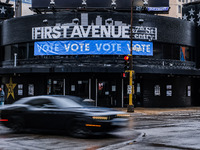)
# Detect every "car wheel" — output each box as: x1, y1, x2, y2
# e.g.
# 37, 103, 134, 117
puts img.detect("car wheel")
69, 122, 91, 138
9, 117, 25, 133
